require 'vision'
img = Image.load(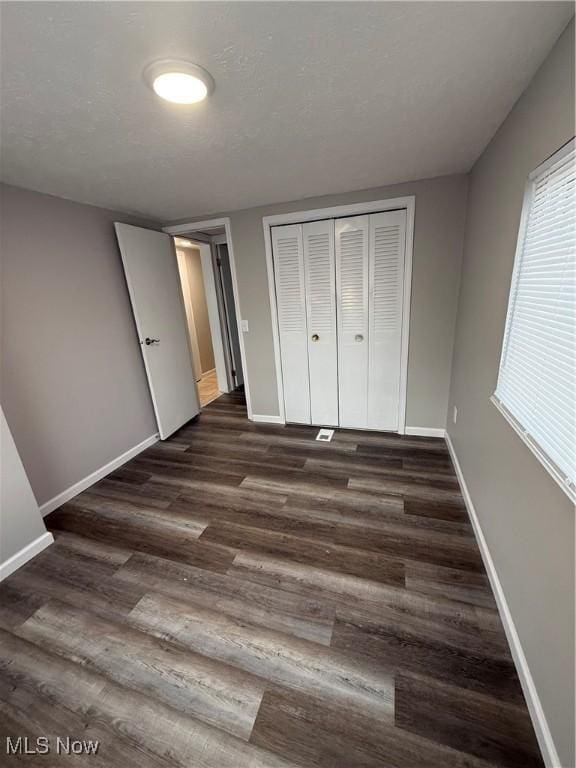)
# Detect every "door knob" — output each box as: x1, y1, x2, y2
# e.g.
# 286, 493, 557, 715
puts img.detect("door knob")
355, 334, 364, 342
311, 334, 319, 342
144, 337, 160, 345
